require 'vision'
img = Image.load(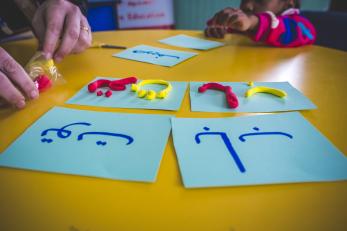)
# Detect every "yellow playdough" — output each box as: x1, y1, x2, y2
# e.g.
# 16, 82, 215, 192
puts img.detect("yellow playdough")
131, 79, 172, 100
245, 86, 287, 98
